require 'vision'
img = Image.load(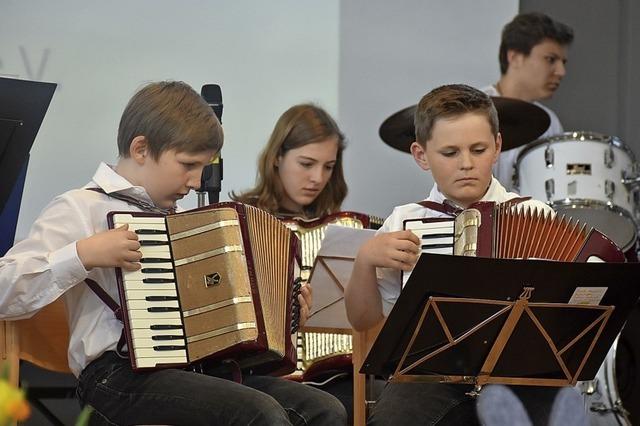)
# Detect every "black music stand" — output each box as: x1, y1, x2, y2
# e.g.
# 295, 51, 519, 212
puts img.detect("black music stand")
0, 77, 56, 255
0, 78, 68, 424
361, 254, 640, 388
